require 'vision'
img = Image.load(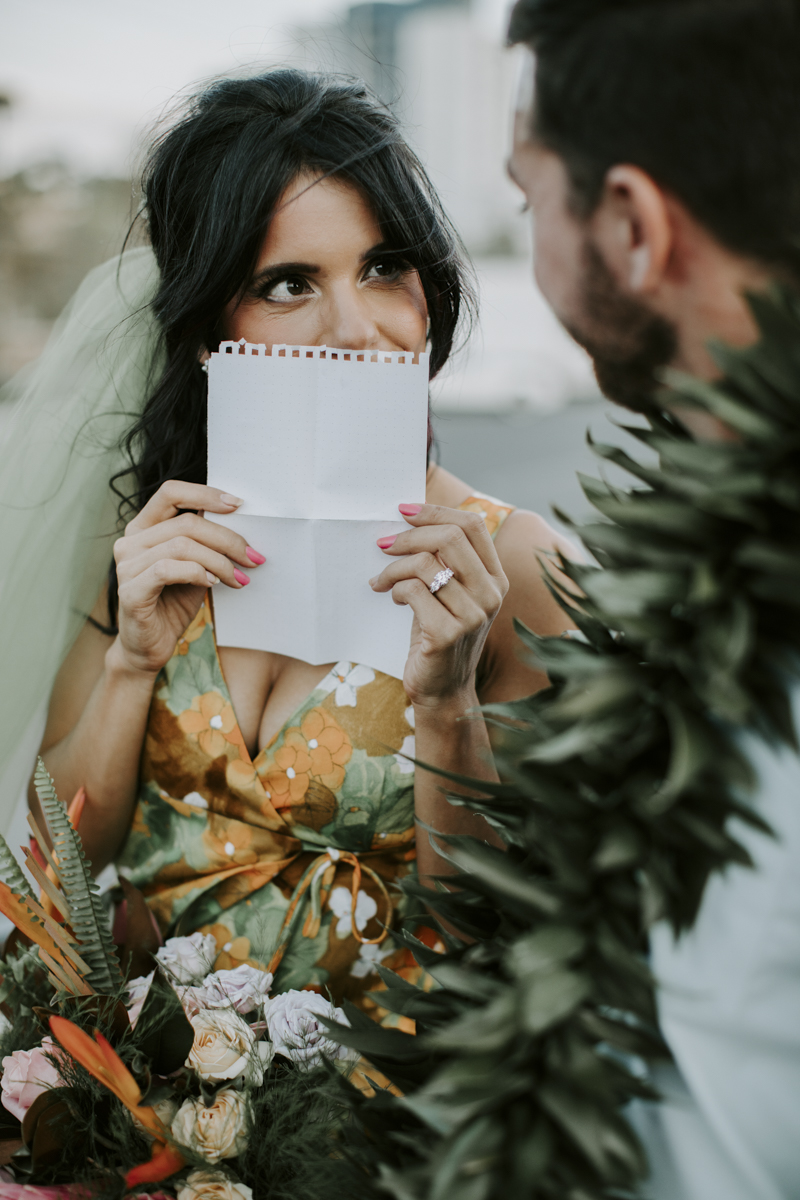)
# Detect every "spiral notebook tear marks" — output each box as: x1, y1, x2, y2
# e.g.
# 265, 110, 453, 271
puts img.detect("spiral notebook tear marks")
206, 341, 430, 680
